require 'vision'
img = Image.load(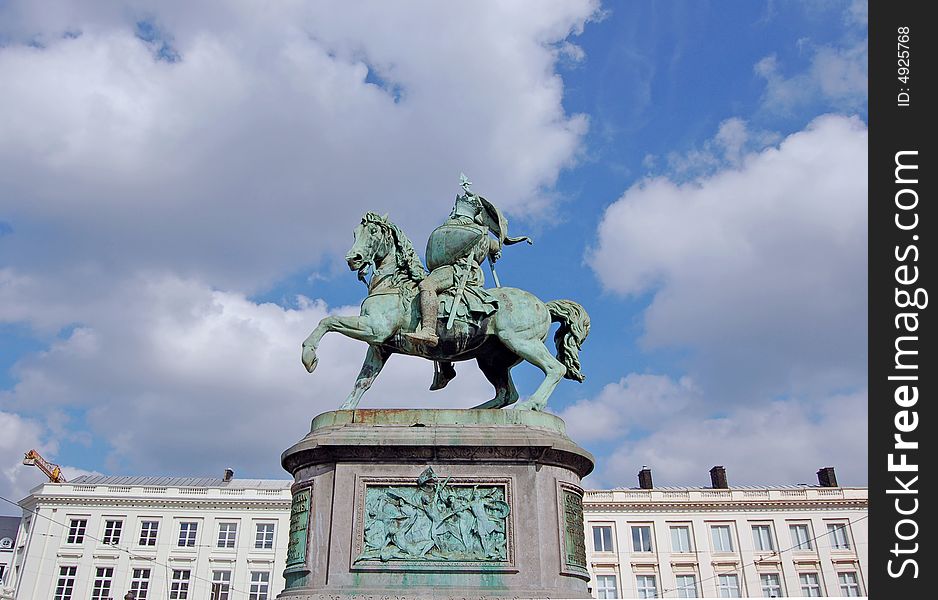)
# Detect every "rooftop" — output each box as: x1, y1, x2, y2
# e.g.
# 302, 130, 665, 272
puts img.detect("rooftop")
604, 484, 865, 491
68, 475, 291, 490
582, 485, 867, 506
